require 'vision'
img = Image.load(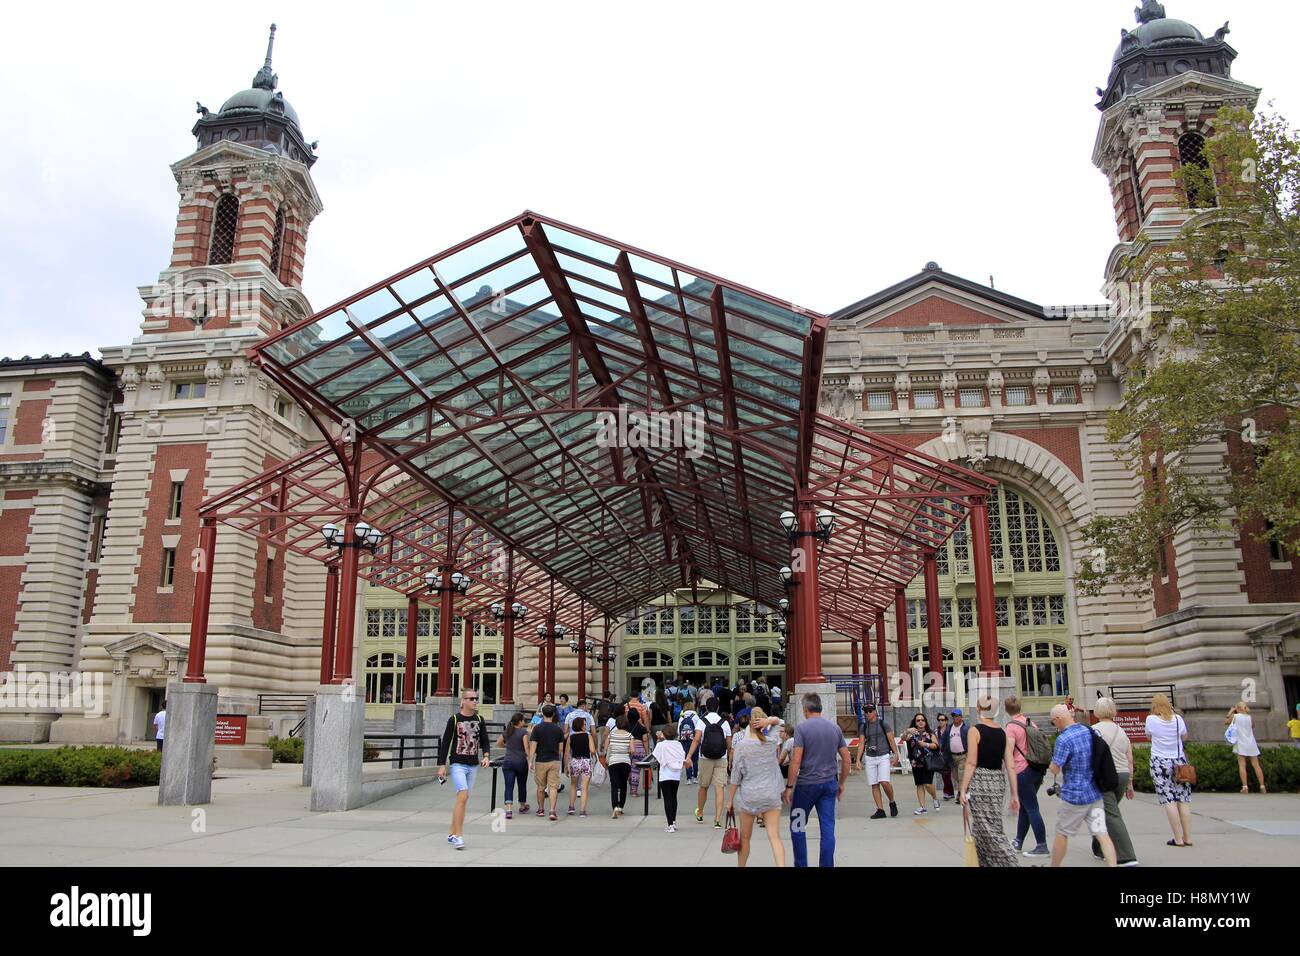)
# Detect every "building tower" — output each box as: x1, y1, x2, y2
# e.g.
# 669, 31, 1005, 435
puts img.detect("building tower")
39, 26, 328, 745
1092, 3, 1299, 736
